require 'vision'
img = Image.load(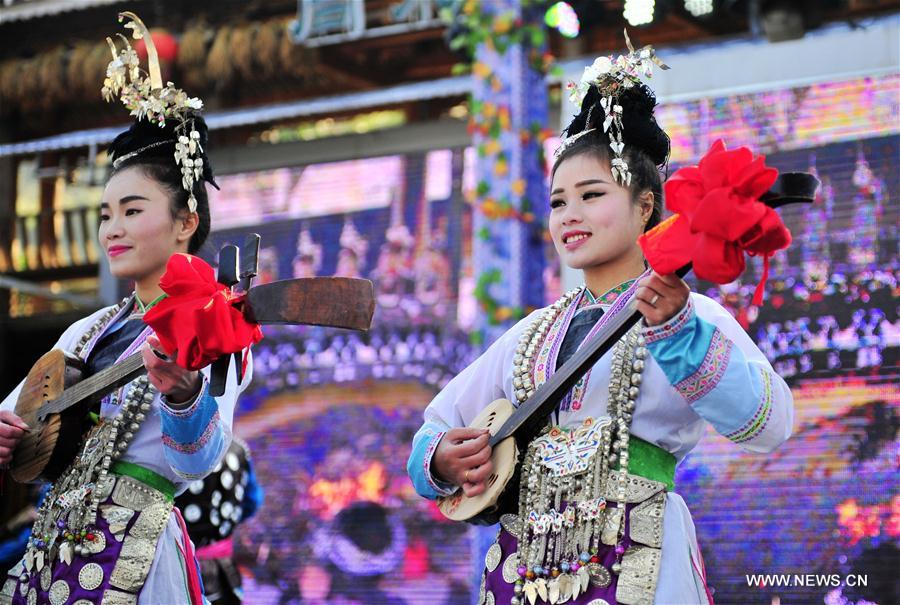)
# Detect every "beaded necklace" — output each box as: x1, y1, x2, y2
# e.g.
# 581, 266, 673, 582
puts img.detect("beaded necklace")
506, 287, 647, 604
19, 299, 157, 579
